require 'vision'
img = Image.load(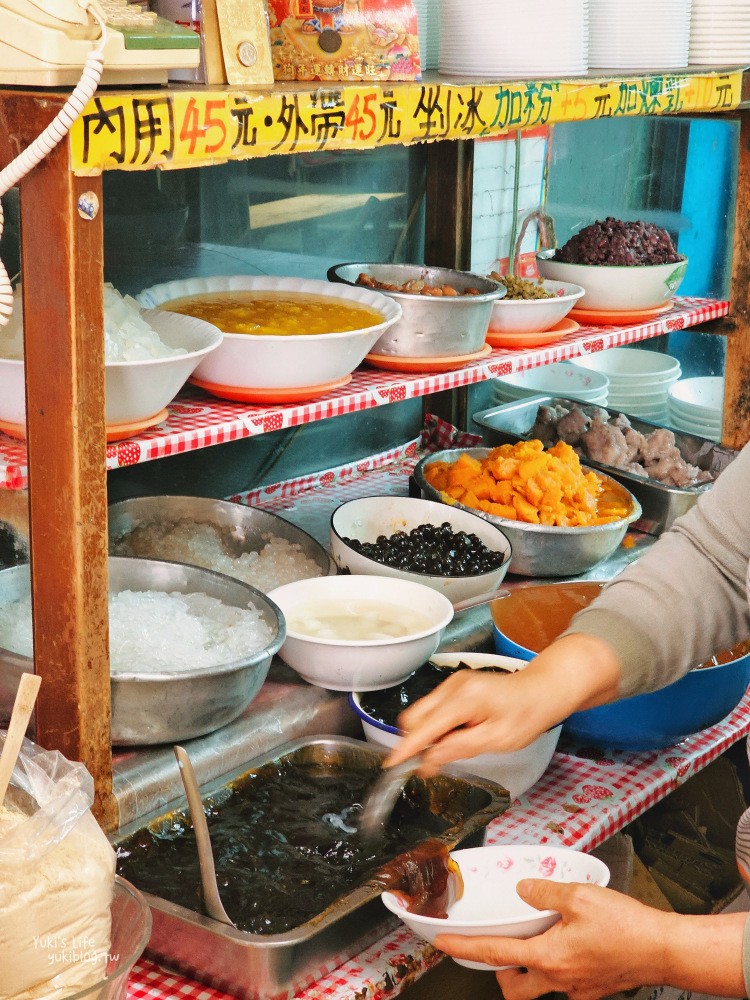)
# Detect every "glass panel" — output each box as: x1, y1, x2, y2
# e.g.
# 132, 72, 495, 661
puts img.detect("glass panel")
103, 145, 426, 294
544, 116, 738, 385
101, 146, 428, 498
